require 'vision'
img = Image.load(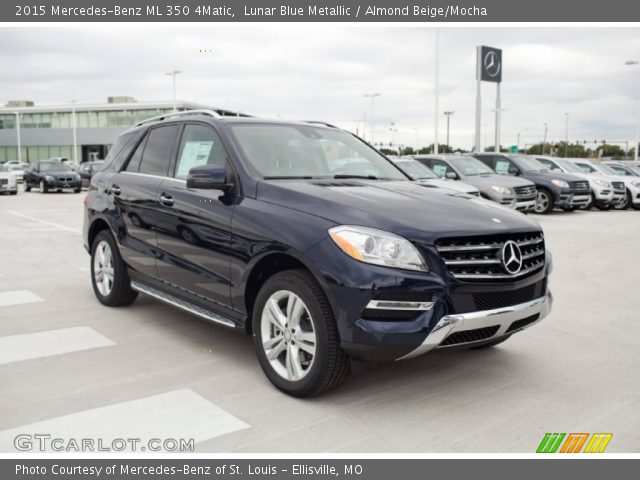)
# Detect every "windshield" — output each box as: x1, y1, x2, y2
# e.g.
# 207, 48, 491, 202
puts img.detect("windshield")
229, 124, 407, 181
40, 162, 71, 172
449, 156, 495, 176
0, 164, 8, 172
628, 165, 640, 176
555, 159, 582, 173
509, 155, 549, 172
598, 164, 618, 176
394, 160, 437, 180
